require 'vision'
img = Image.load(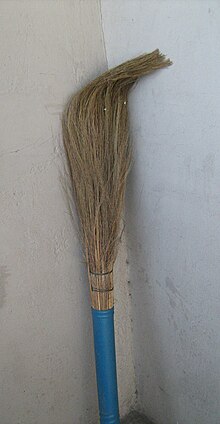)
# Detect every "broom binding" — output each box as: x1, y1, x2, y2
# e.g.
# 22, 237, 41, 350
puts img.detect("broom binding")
89, 271, 114, 310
